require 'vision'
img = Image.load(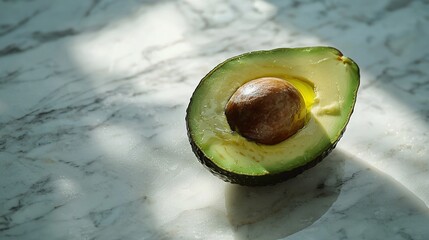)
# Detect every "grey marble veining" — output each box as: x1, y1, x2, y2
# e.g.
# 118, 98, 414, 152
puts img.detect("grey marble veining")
1, 0, 429, 239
